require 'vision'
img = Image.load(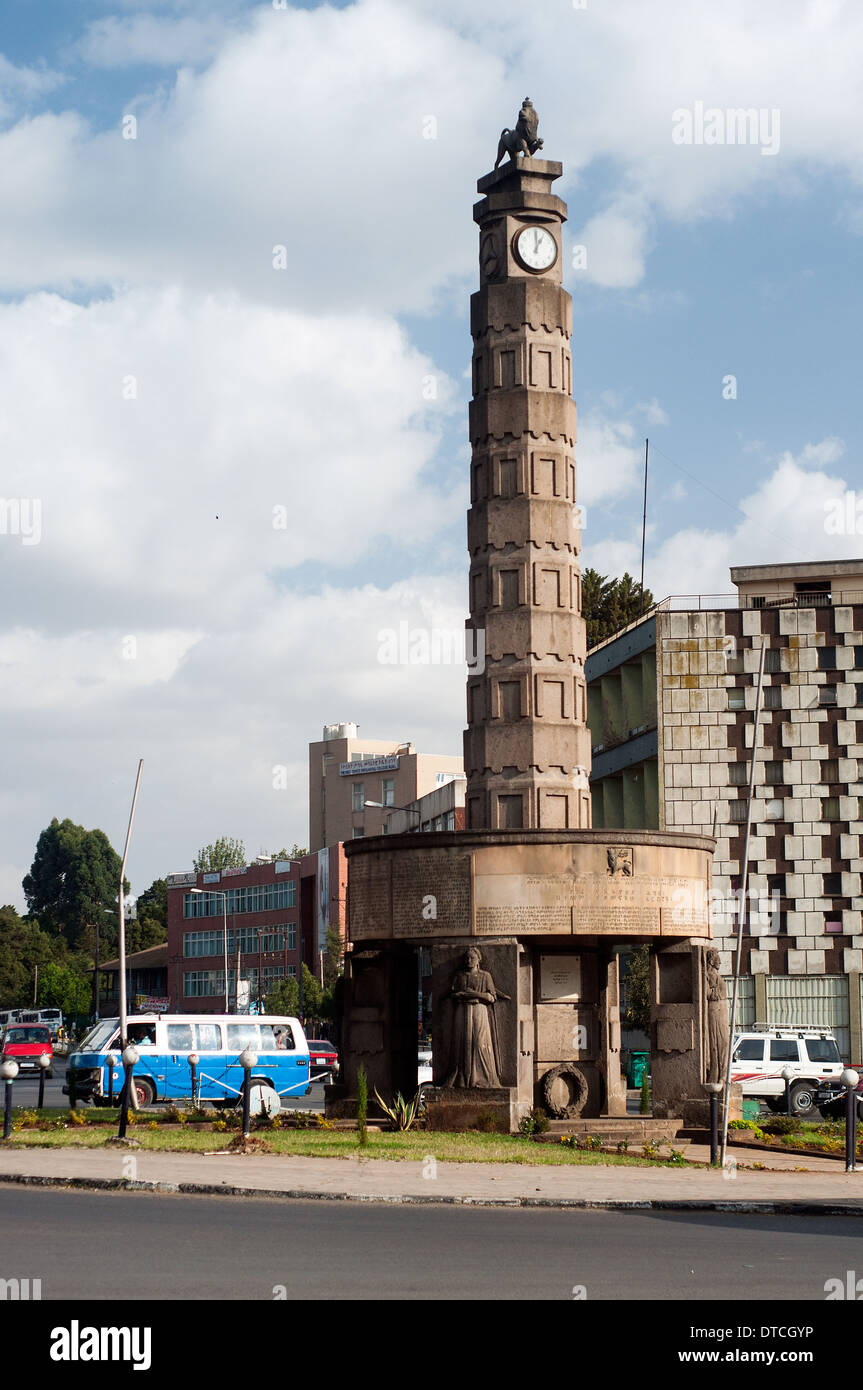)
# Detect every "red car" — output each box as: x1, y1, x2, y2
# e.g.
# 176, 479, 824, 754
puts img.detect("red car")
2, 1023, 54, 1077
306, 1040, 339, 1078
